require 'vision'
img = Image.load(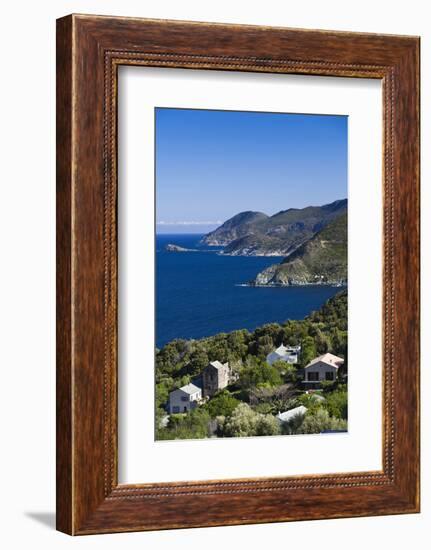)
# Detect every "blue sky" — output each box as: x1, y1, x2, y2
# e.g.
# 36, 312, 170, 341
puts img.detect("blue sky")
155, 108, 347, 234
